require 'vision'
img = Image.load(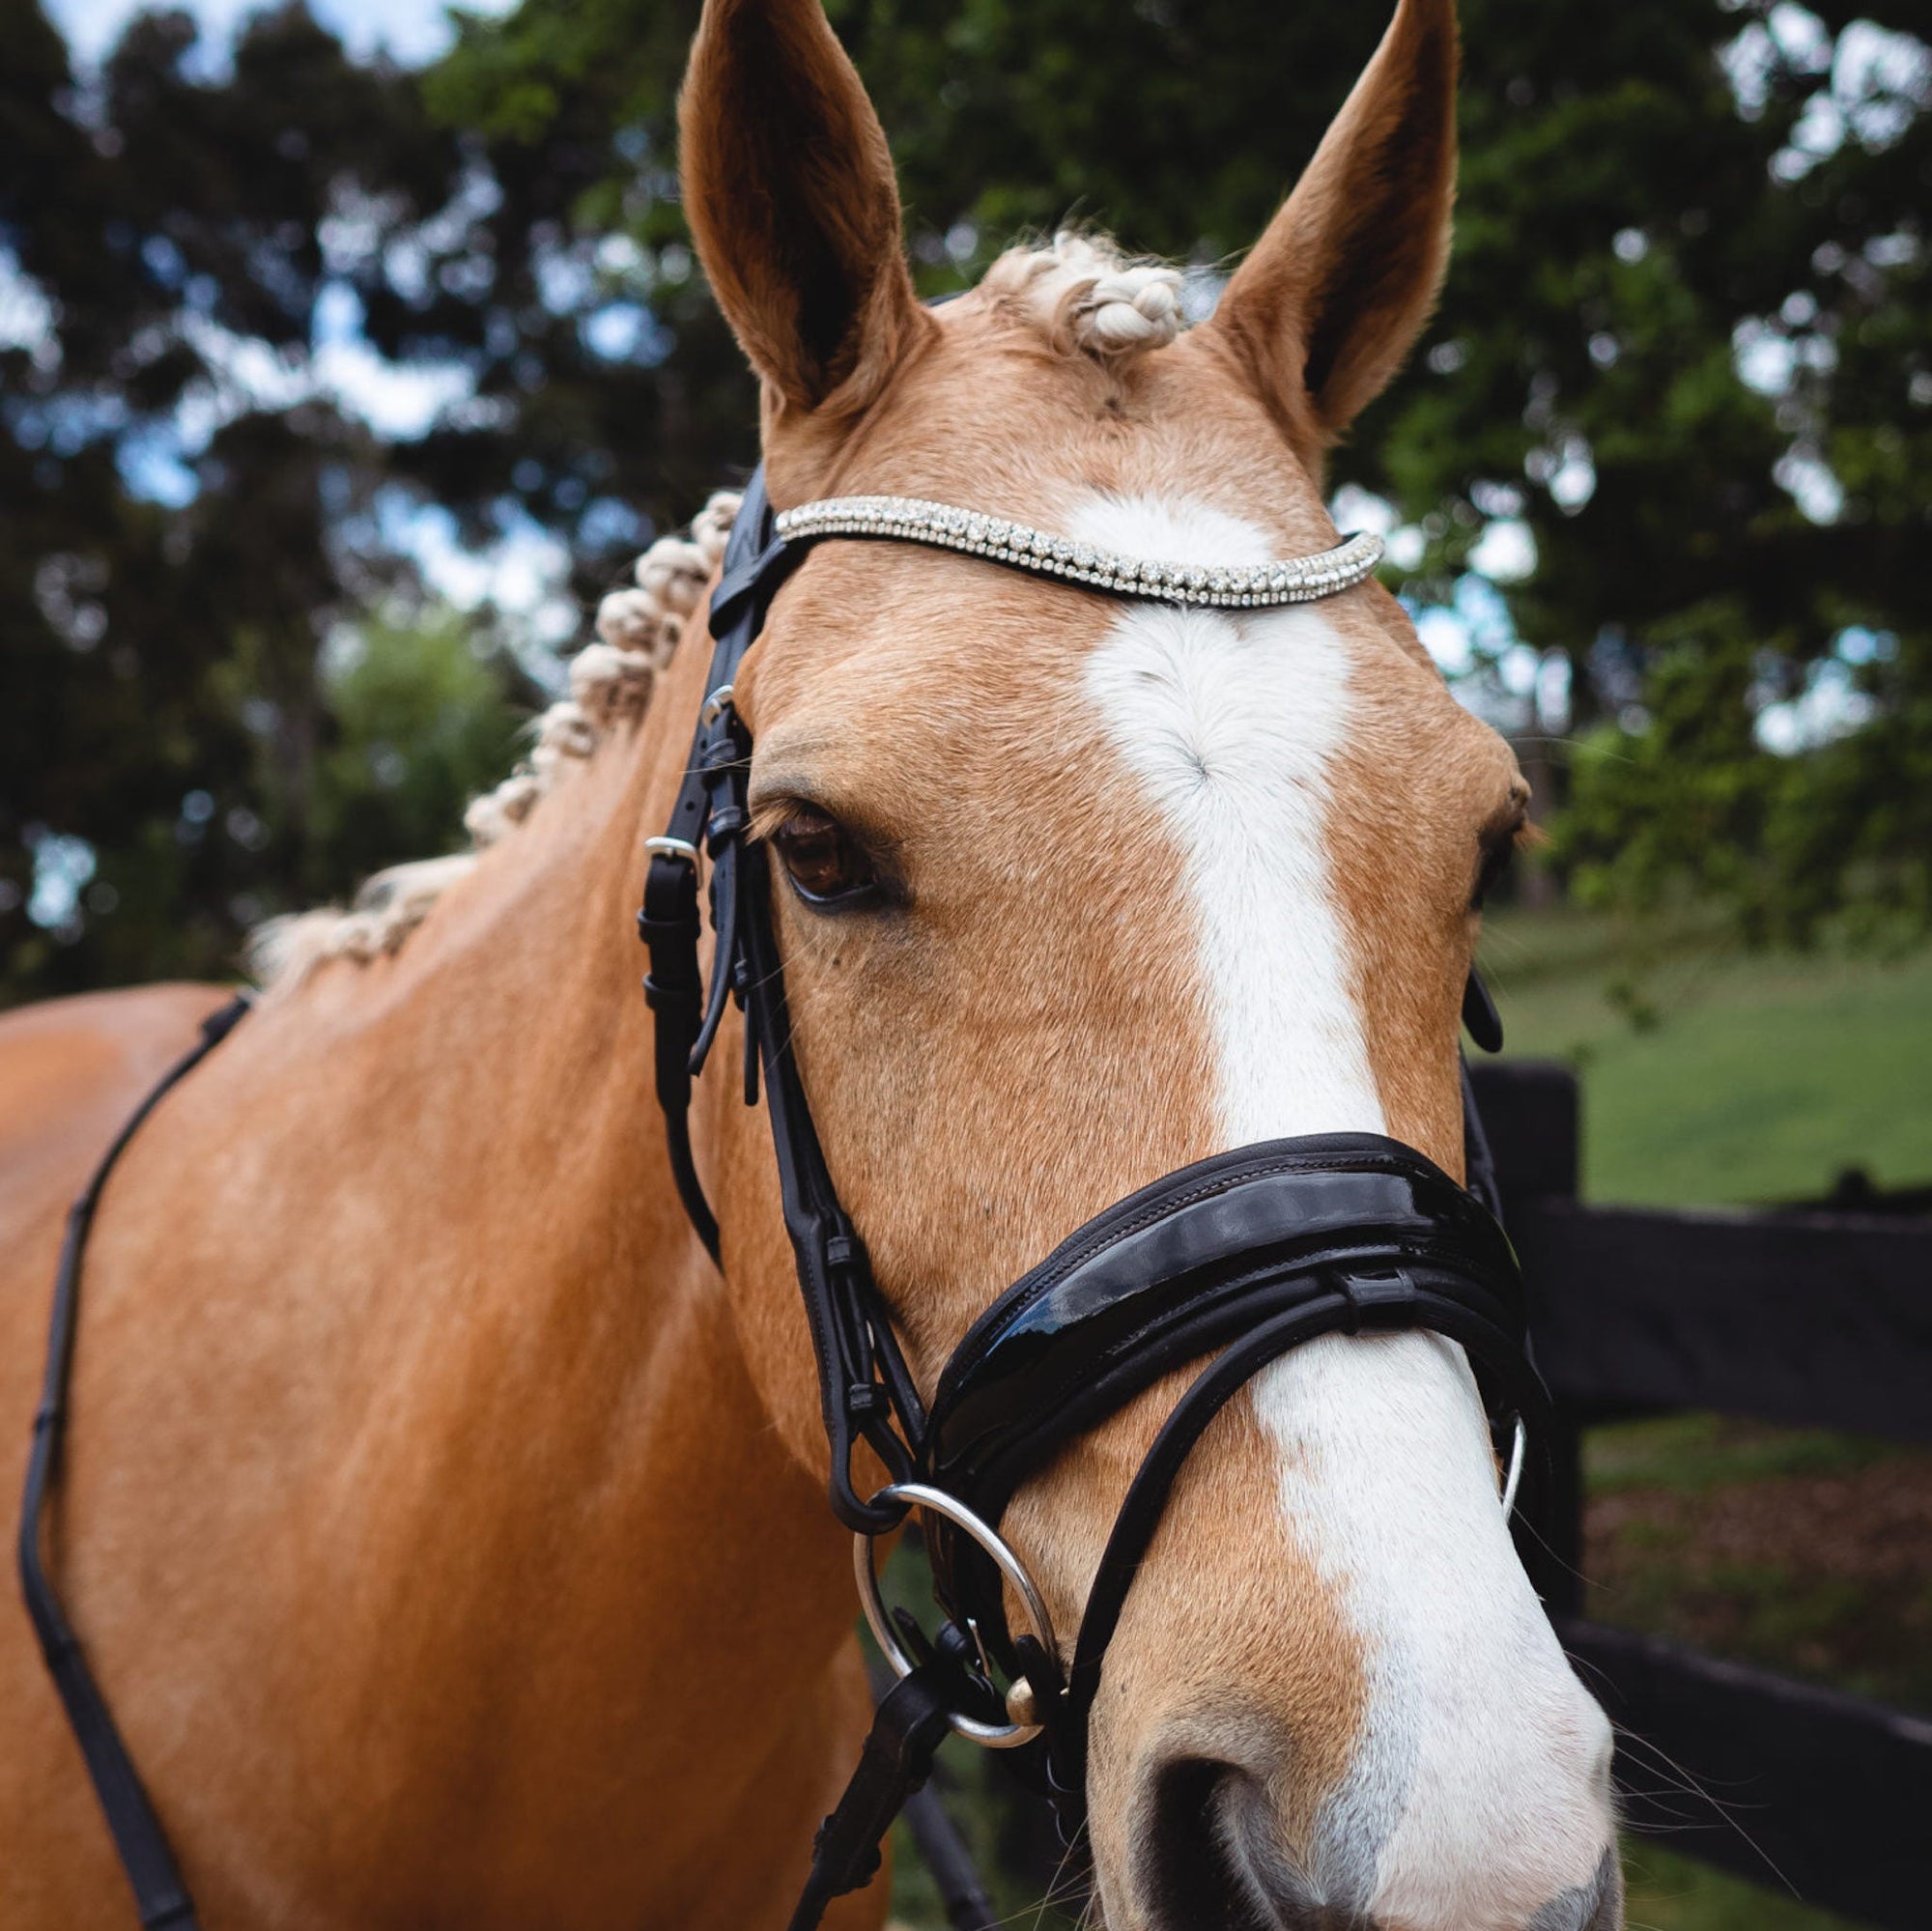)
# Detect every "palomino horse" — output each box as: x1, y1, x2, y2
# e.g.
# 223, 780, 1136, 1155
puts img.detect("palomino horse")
0, 0, 1622, 1923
